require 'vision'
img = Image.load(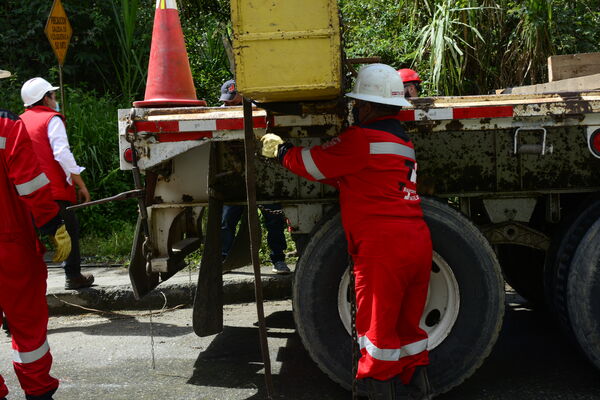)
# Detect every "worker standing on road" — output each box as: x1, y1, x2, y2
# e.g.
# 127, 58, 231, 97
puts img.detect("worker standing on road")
261, 64, 433, 399
0, 69, 71, 400
219, 79, 291, 274
398, 68, 421, 98
20, 77, 94, 290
